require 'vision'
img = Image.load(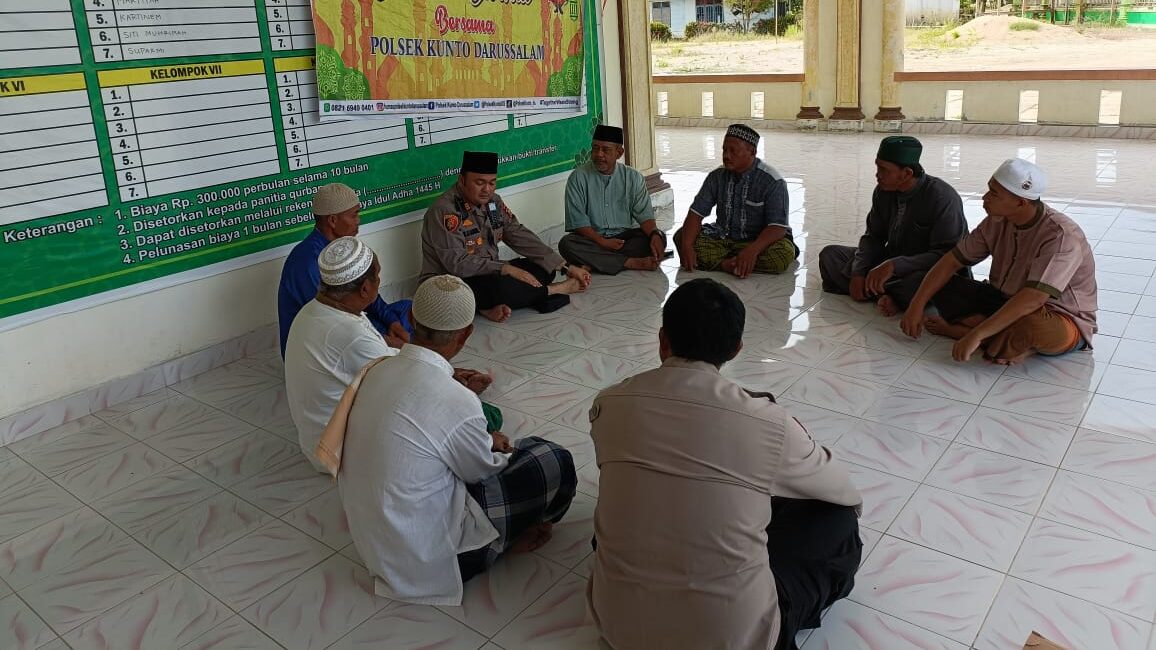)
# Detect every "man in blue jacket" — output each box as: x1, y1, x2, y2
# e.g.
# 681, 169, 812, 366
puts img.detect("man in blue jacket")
277, 182, 412, 357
